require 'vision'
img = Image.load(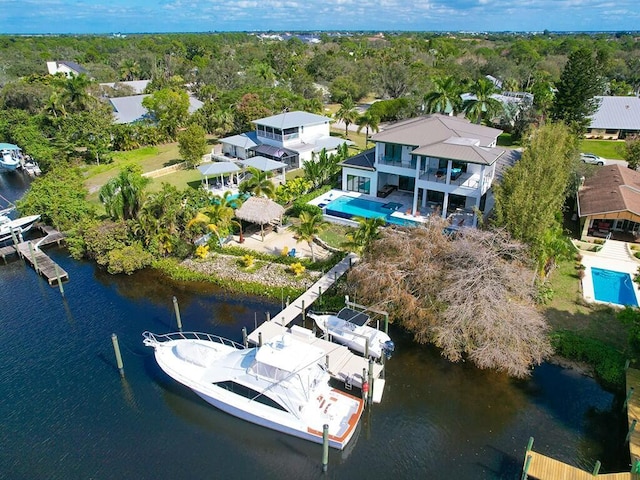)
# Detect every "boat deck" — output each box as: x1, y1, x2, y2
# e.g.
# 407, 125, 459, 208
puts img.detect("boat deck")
248, 322, 385, 400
